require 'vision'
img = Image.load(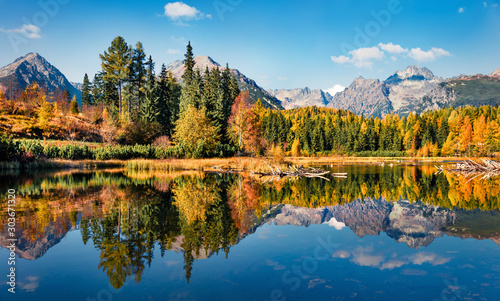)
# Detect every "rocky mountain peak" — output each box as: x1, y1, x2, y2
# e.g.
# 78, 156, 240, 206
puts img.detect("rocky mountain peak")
490, 67, 500, 77
193, 55, 221, 69
268, 87, 332, 109
397, 65, 434, 79
385, 65, 437, 85
350, 77, 382, 89
0, 52, 80, 100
